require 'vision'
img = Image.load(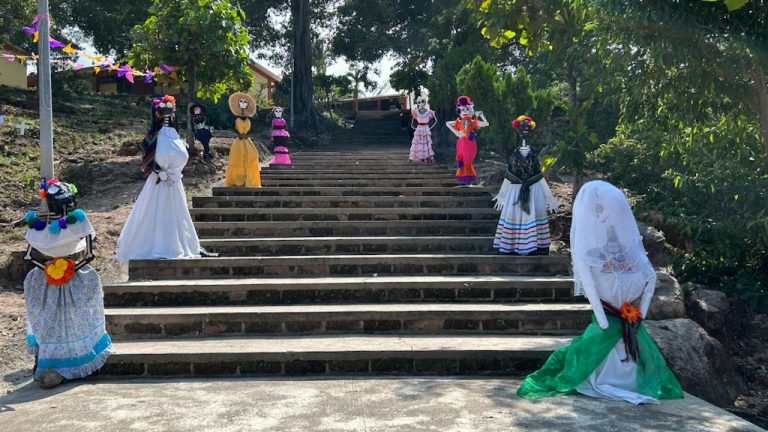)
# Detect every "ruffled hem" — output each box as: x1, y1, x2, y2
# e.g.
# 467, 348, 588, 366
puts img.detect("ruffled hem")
493, 216, 551, 254
29, 331, 115, 380
37, 345, 115, 380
